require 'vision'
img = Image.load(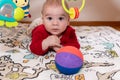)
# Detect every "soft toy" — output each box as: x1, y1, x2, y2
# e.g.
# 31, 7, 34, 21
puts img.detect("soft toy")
13, 0, 31, 18
55, 46, 84, 75
0, 0, 24, 27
